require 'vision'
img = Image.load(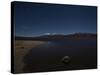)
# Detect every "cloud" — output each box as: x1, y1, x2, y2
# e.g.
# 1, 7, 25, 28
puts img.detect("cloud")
44, 33, 58, 35
45, 33, 51, 35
